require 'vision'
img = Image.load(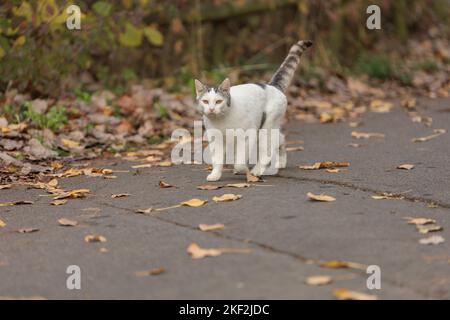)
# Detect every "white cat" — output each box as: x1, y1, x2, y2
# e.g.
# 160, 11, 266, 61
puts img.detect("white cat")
195, 40, 313, 181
